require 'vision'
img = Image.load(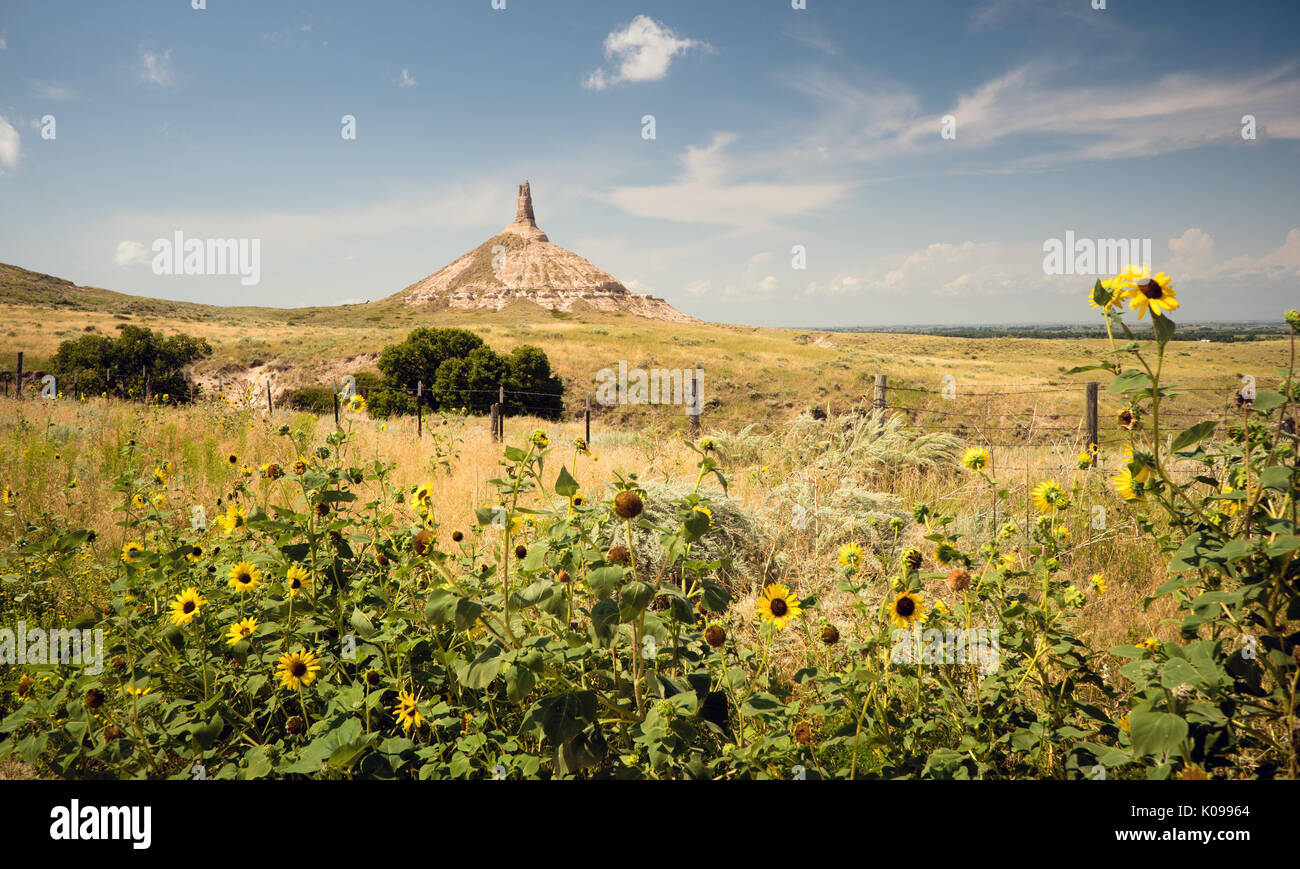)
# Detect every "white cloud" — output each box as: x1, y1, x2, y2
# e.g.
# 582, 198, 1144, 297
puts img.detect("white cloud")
31, 81, 76, 101
604, 132, 852, 231
584, 16, 708, 90
114, 241, 149, 266
139, 49, 175, 87
398, 68, 416, 88
0, 35, 7, 51
803, 240, 1052, 298
1175, 228, 1300, 283
787, 62, 1300, 170
683, 279, 713, 296
0, 115, 20, 174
